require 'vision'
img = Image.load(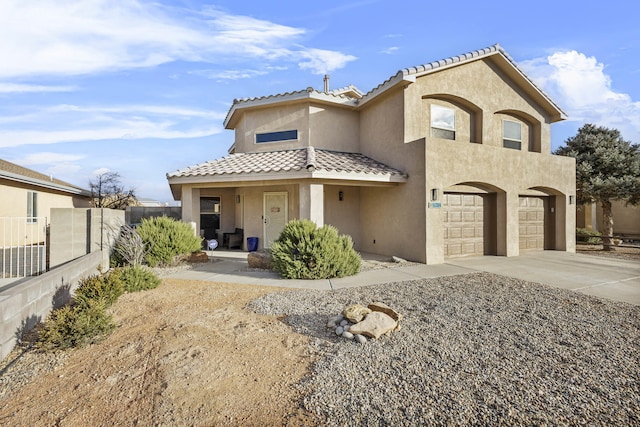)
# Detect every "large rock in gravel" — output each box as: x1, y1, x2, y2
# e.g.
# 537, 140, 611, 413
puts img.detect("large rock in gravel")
247, 251, 272, 269
368, 301, 402, 323
343, 304, 372, 323
349, 312, 397, 339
